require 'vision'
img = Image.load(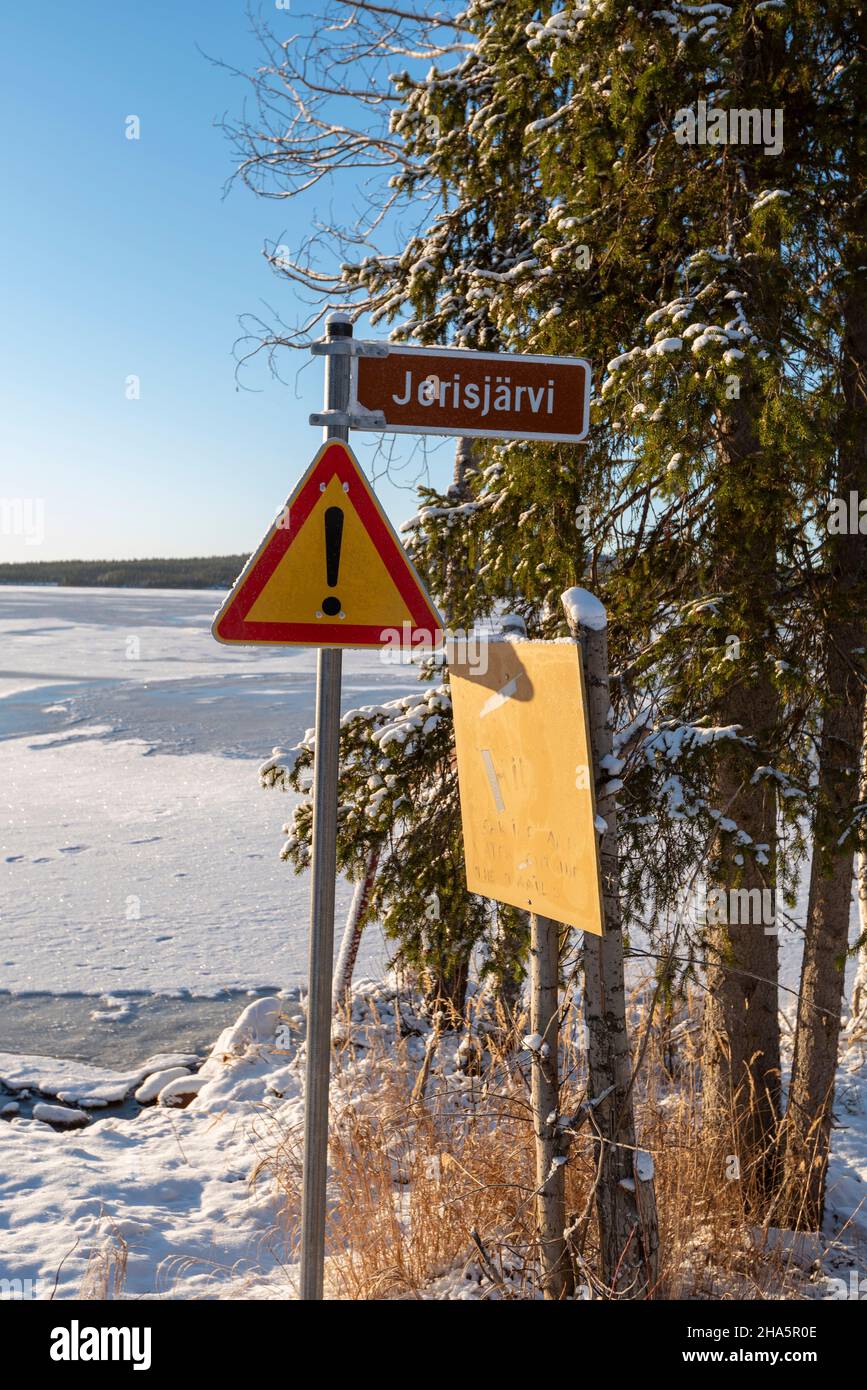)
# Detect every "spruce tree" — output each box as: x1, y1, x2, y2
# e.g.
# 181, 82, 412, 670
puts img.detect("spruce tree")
234, 0, 862, 1229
